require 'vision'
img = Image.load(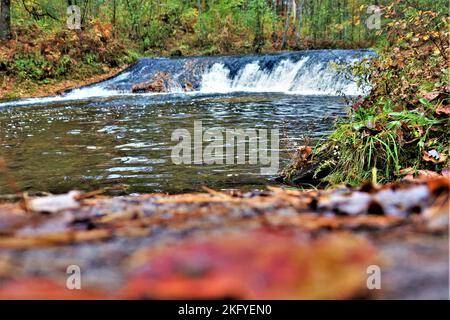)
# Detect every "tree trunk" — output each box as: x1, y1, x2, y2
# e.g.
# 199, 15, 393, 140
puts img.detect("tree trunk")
342, 0, 347, 40
351, 0, 355, 42
294, 0, 303, 47
253, 0, 265, 53
311, 0, 316, 39
197, 0, 206, 38
271, 0, 277, 44
338, 0, 343, 40
112, 0, 116, 26
0, 0, 11, 40
281, 0, 292, 49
